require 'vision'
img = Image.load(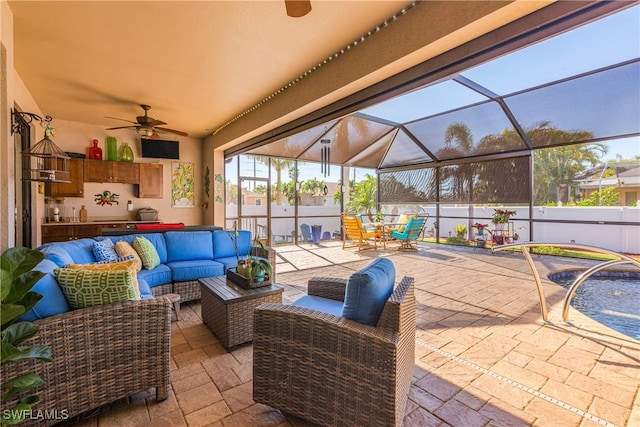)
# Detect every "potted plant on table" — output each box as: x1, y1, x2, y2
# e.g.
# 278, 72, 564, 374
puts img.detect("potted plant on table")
226, 223, 273, 288
473, 223, 489, 248
491, 209, 516, 245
